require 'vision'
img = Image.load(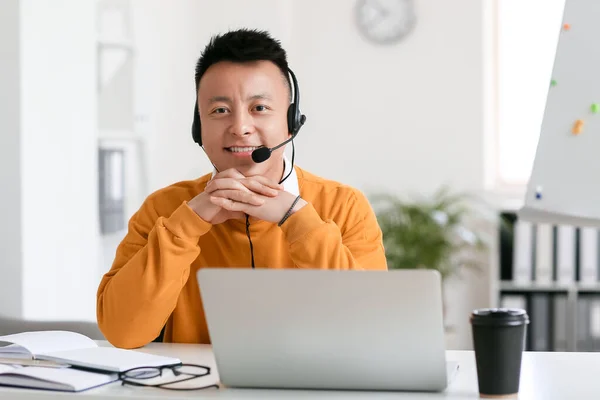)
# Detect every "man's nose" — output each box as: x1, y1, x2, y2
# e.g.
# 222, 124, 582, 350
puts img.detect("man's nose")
229, 109, 254, 137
